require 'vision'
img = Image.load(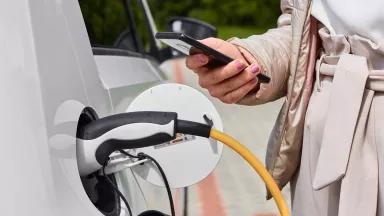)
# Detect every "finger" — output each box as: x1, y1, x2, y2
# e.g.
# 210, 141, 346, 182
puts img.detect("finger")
210, 63, 260, 97
200, 38, 235, 58
200, 59, 247, 86
199, 38, 224, 50
191, 65, 210, 75
186, 54, 209, 69
220, 79, 258, 104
